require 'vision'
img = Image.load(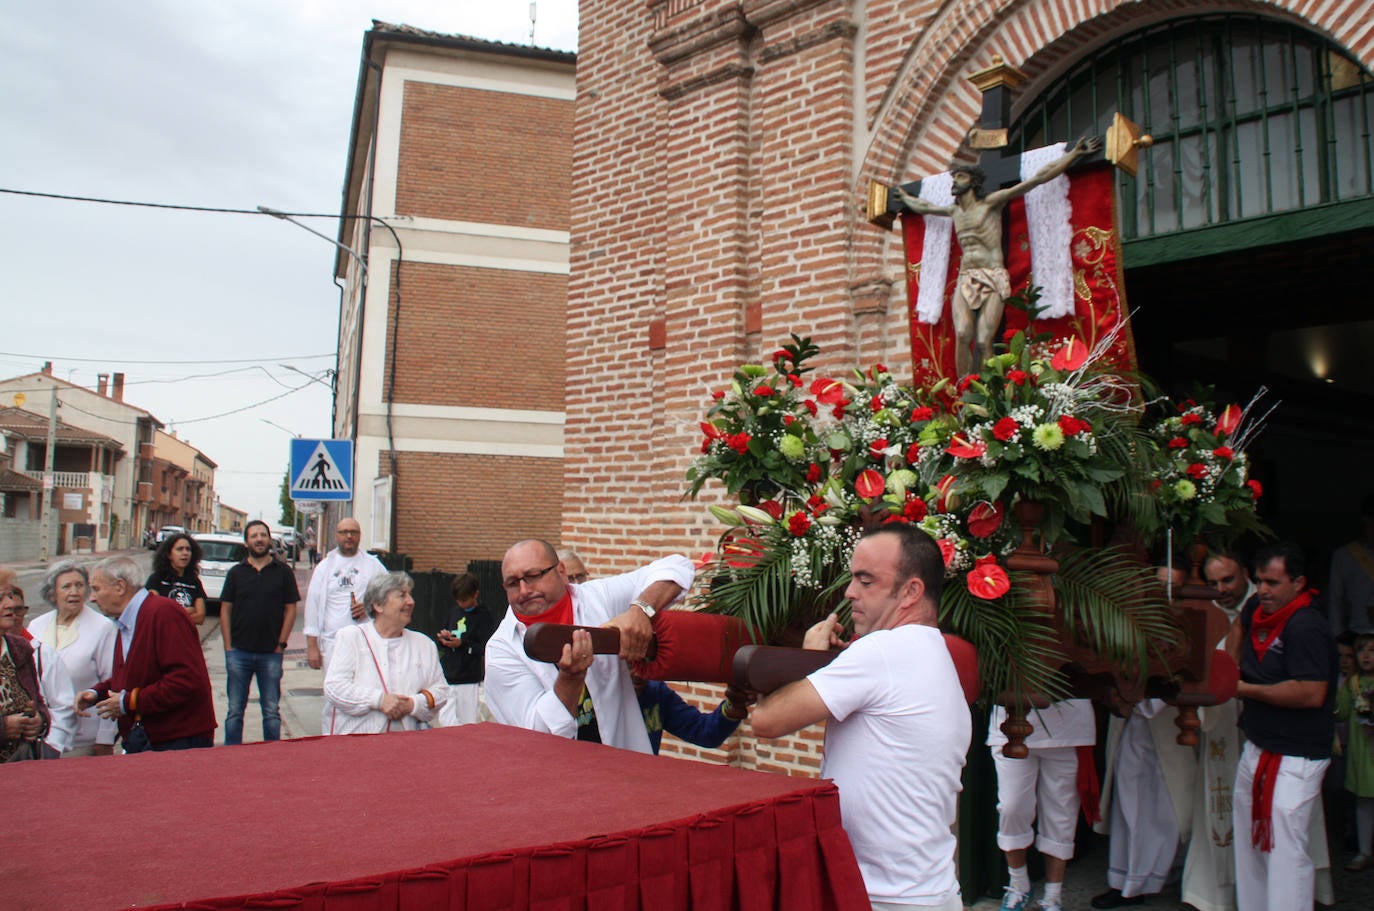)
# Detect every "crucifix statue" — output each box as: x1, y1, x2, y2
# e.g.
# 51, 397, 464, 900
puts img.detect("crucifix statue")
894, 136, 1100, 376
